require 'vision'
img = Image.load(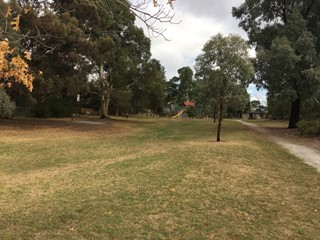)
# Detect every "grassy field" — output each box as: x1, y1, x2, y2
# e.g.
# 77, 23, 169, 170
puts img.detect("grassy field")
0, 118, 319, 239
